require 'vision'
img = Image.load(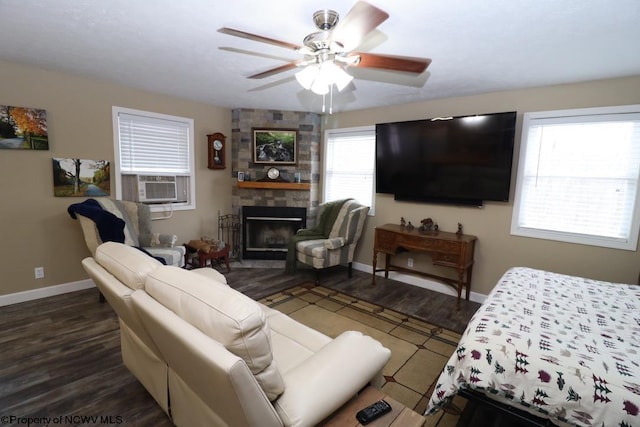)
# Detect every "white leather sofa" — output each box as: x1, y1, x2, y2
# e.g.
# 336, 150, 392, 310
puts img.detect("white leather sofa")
82, 242, 391, 427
